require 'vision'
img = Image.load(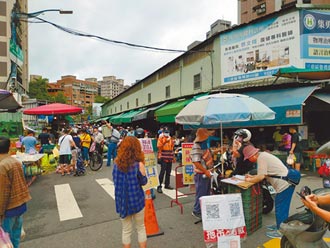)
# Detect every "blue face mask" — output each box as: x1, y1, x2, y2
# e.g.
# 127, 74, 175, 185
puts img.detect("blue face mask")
200, 140, 208, 150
